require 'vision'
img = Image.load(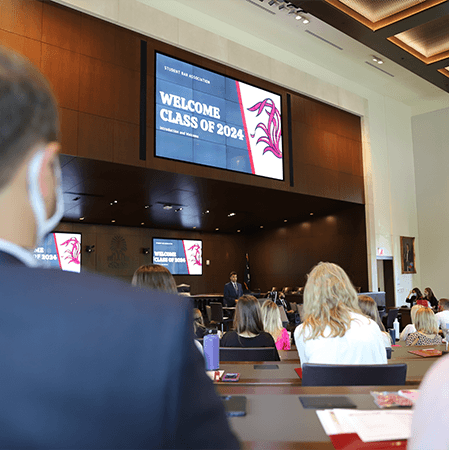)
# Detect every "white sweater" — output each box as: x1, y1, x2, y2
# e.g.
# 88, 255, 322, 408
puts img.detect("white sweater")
294, 312, 387, 367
